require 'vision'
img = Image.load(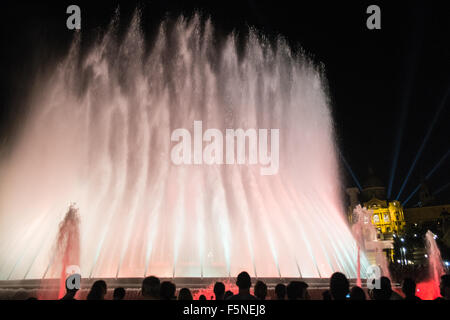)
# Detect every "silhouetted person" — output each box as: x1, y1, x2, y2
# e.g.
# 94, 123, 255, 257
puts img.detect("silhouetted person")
435, 274, 450, 300
287, 281, 309, 300
160, 281, 176, 300
178, 288, 193, 300
199, 294, 207, 300
113, 287, 126, 300
371, 276, 402, 300
87, 280, 107, 300
254, 281, 267, 300
329, 272, 349, 300
299, 281, 310, 300
60, 277, 79, 300
224, 290, 234, 300
402, 278, 420, 300
322, 290, 332, 300
350, 286, 366, 300
275, 284, 286, 300
214, 282, 225, 300
227, 271, 257, 300
142, 276, 160, 300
